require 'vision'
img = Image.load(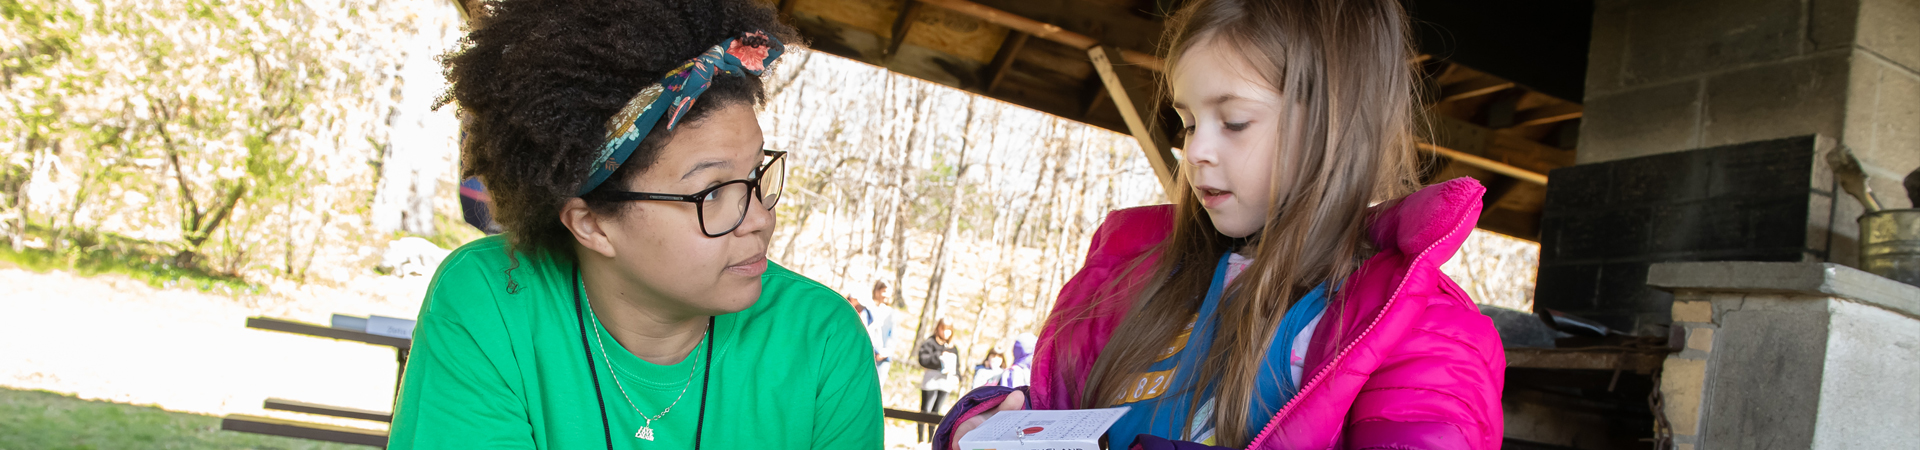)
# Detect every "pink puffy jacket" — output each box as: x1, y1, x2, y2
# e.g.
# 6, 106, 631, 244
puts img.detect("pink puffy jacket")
971, 178, 1506, 449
